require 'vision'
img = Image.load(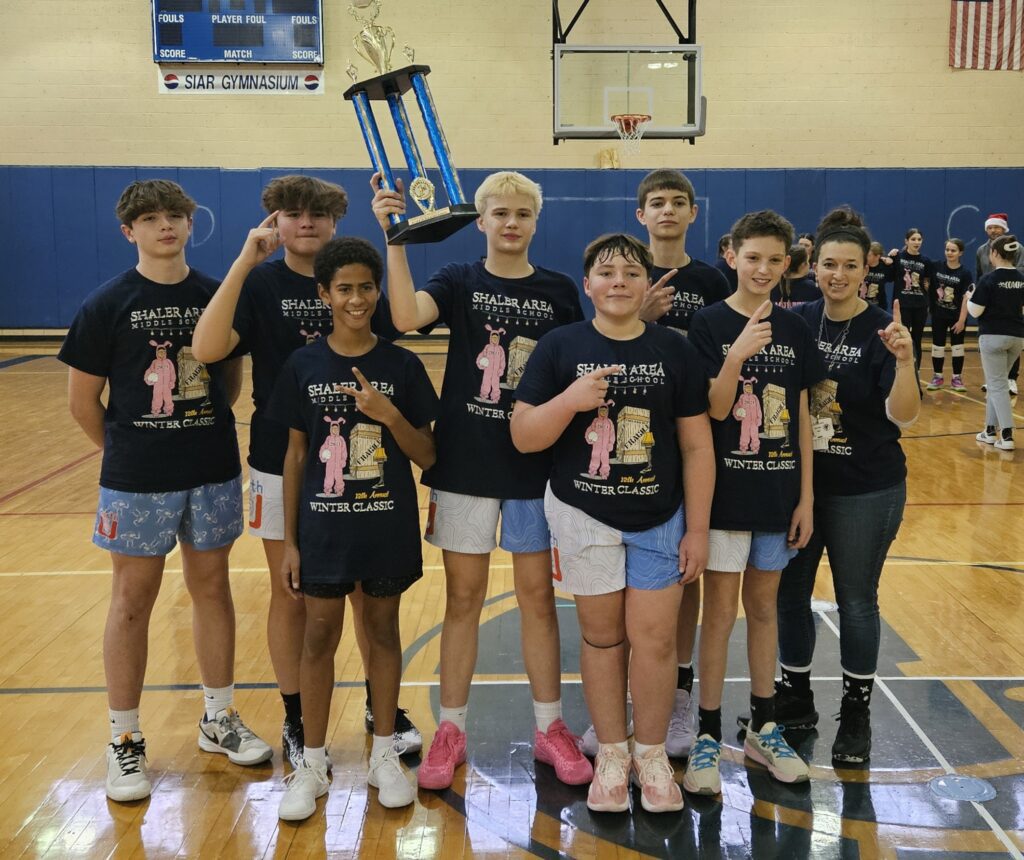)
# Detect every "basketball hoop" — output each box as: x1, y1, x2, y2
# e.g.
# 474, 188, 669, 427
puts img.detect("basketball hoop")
610, 113, 651, 155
